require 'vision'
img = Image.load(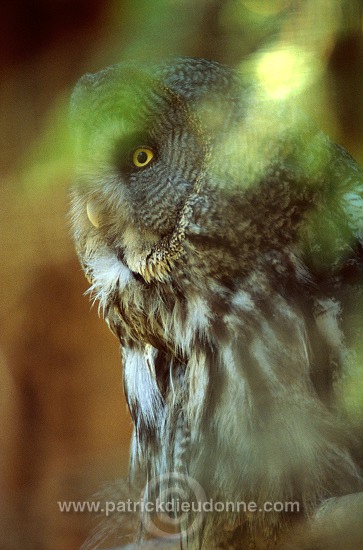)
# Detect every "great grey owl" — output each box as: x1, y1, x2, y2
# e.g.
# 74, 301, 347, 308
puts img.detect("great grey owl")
70, 58, 363, 548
